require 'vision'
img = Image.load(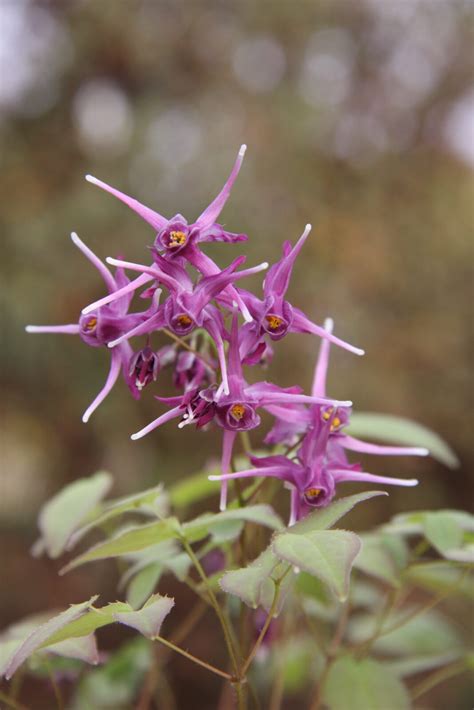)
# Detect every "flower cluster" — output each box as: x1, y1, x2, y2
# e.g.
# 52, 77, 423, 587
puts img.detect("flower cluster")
27, 145, 427, 518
